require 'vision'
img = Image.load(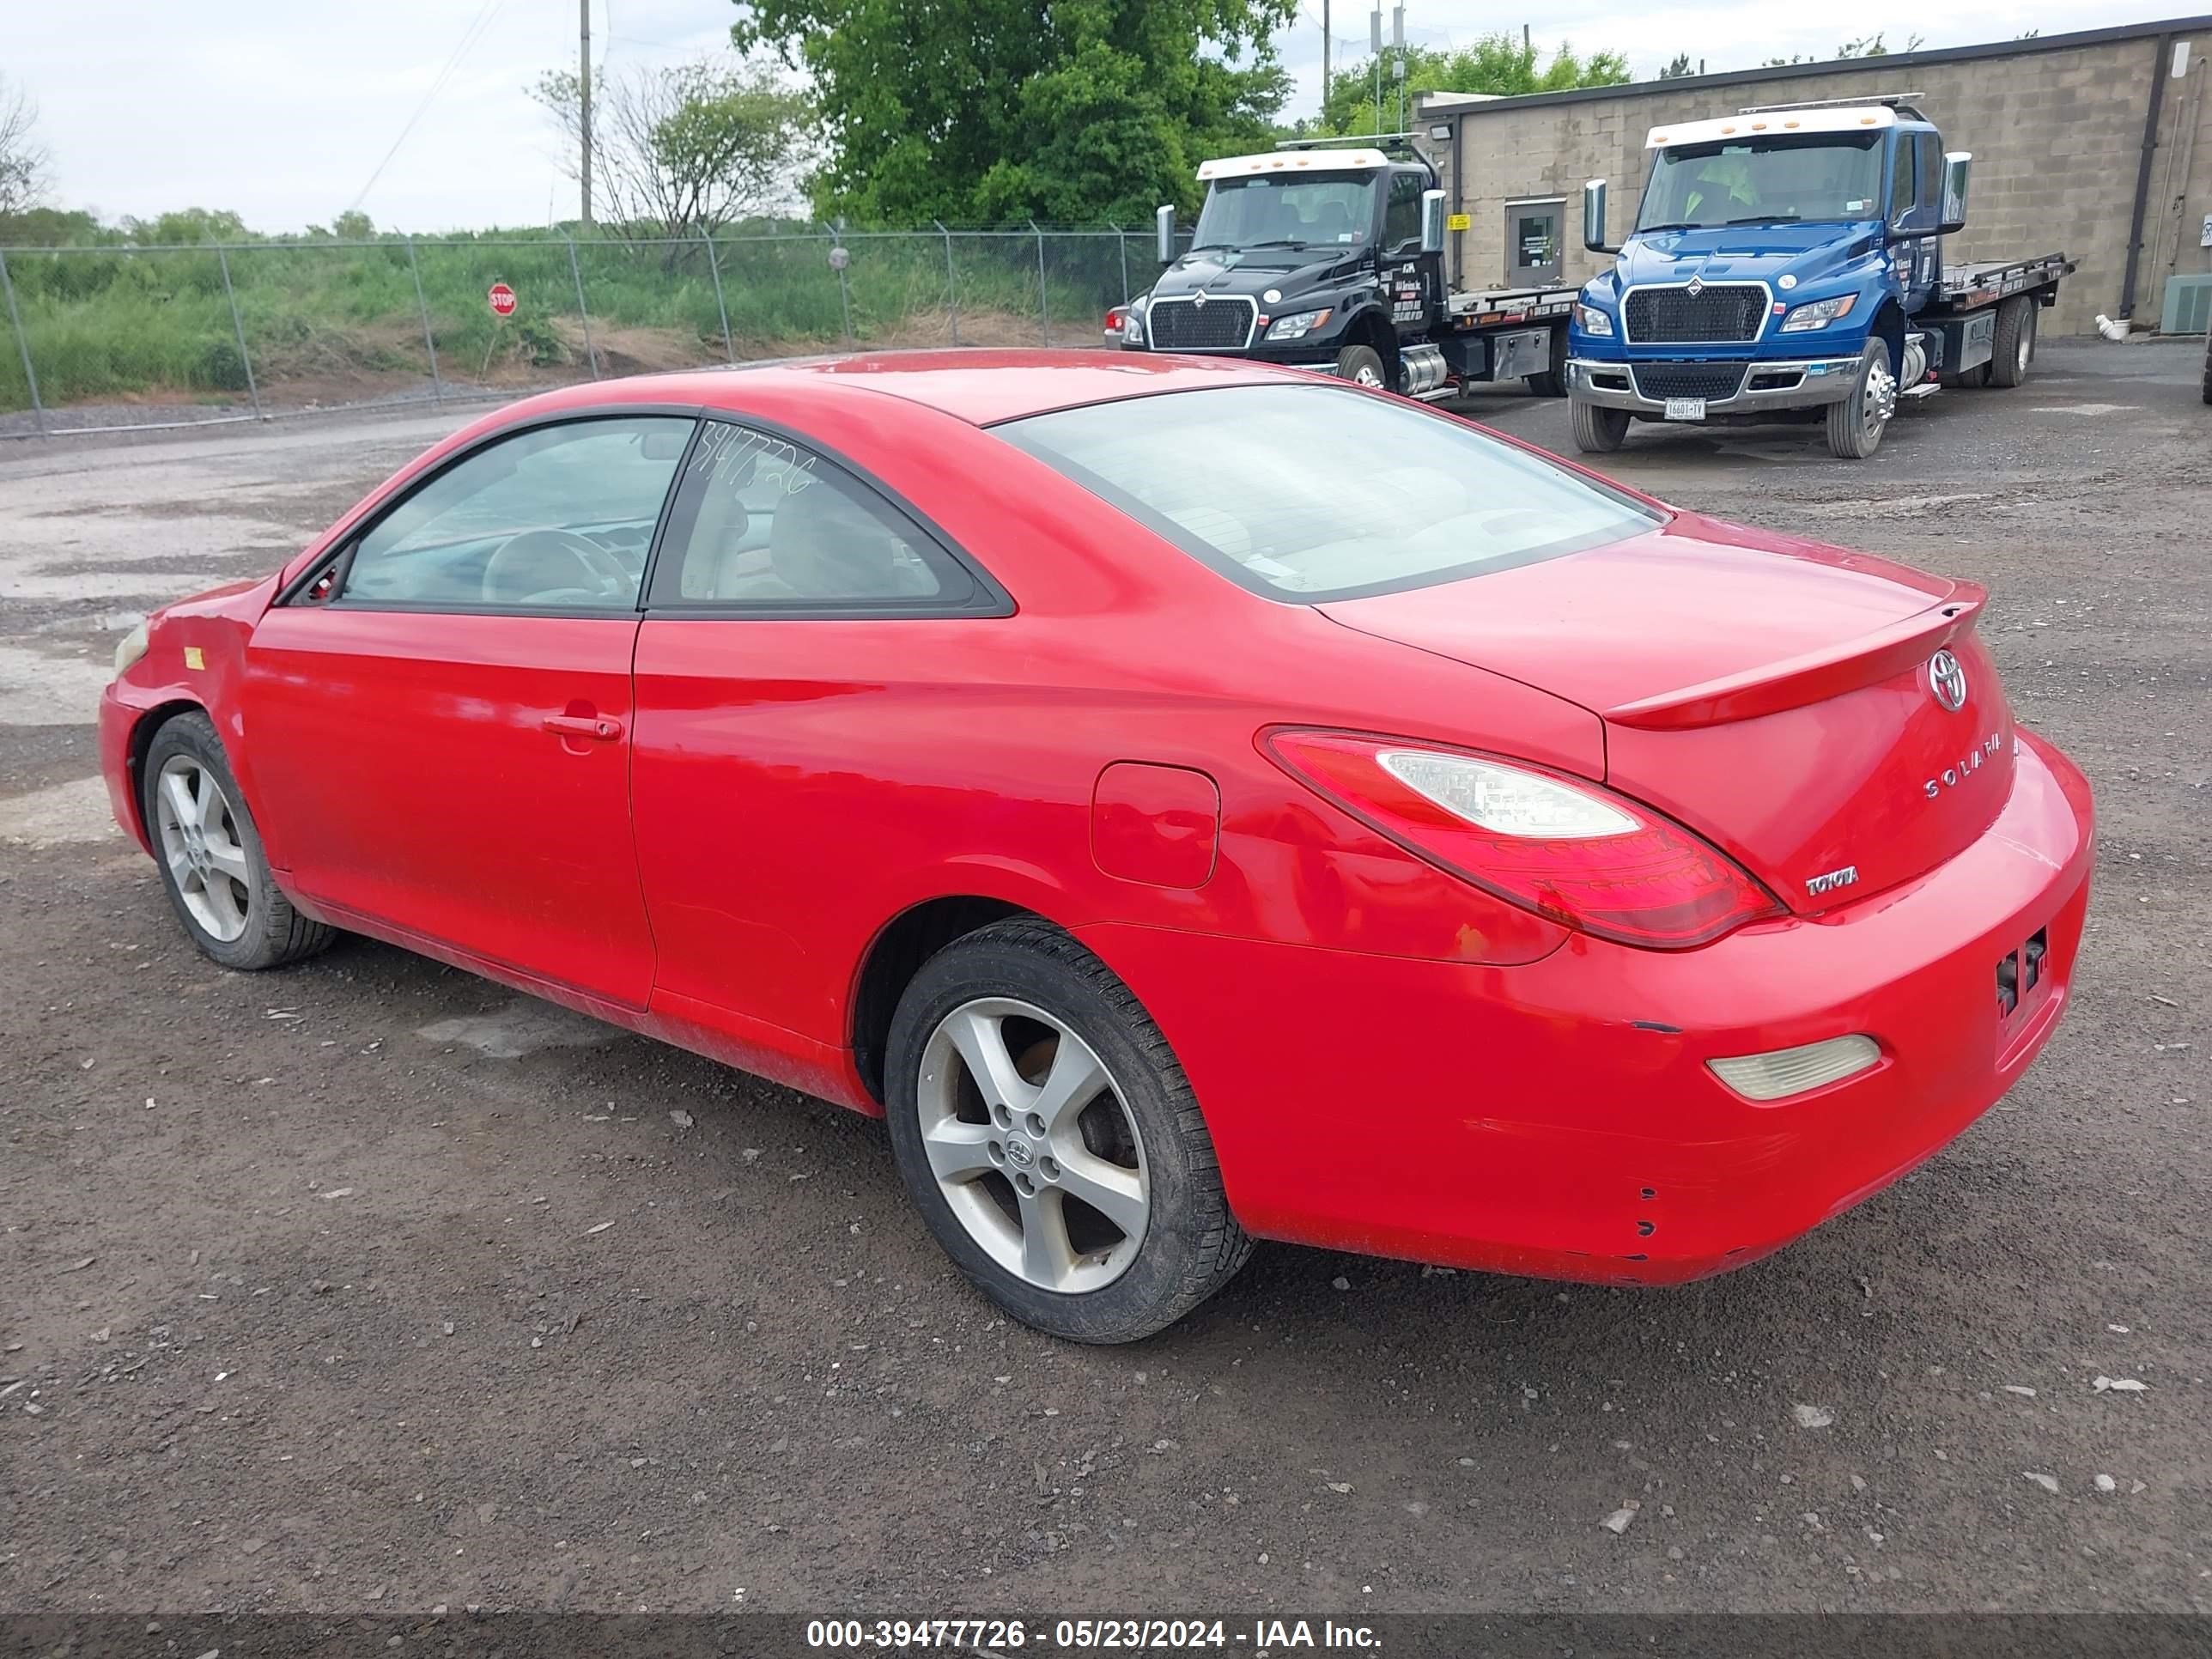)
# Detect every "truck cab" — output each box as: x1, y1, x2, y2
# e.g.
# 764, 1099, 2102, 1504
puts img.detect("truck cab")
1566, 96, 1988, 459
1115, 142, 1577, 400
1116, 148, 1449, 391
